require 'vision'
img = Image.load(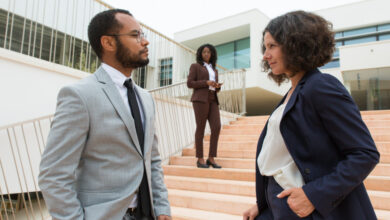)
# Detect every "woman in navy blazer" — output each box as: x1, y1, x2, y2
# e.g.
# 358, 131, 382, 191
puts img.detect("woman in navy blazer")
243, 11, 380, 220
